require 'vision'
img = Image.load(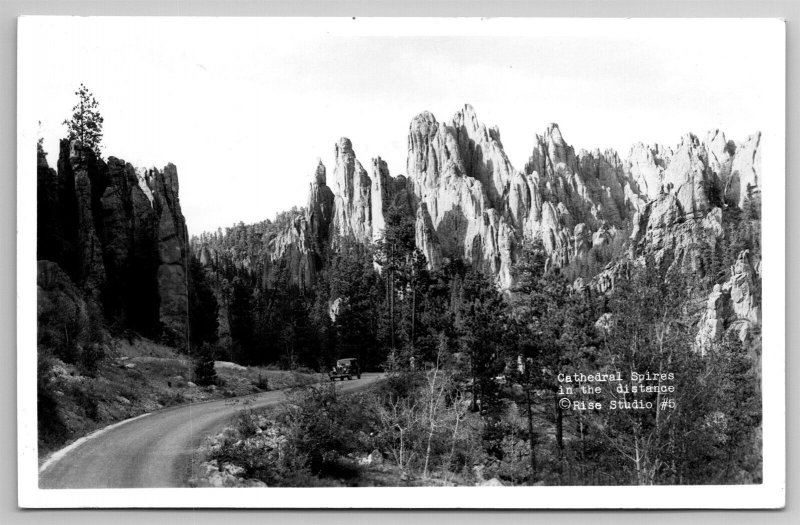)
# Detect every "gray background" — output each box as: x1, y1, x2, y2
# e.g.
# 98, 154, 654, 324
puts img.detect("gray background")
1, 0, 796, 523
